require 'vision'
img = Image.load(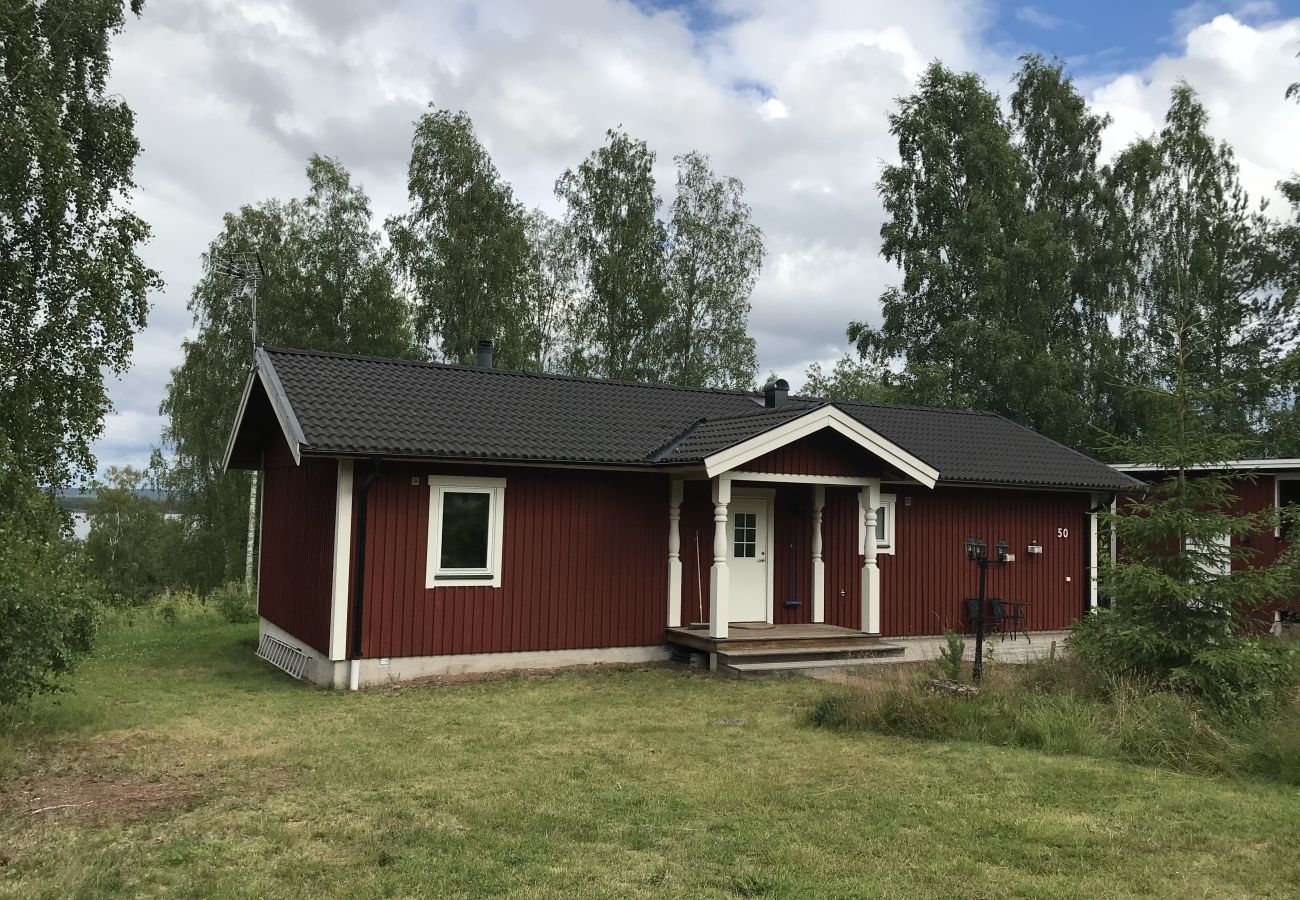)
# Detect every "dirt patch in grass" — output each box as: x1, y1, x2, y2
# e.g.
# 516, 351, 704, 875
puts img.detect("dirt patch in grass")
1, 770, 205, 826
